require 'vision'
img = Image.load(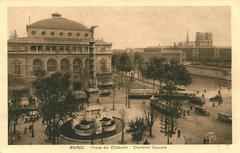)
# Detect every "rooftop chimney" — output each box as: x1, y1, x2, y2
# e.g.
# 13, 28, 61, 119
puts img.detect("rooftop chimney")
51, 13, 62, 18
